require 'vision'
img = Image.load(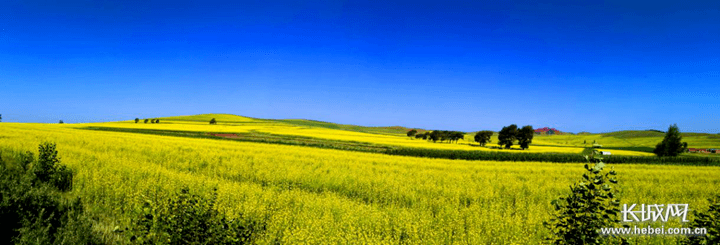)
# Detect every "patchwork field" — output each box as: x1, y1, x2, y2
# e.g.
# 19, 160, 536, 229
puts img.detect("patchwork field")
1, 114, 719, 244
533, 131, 720, 153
